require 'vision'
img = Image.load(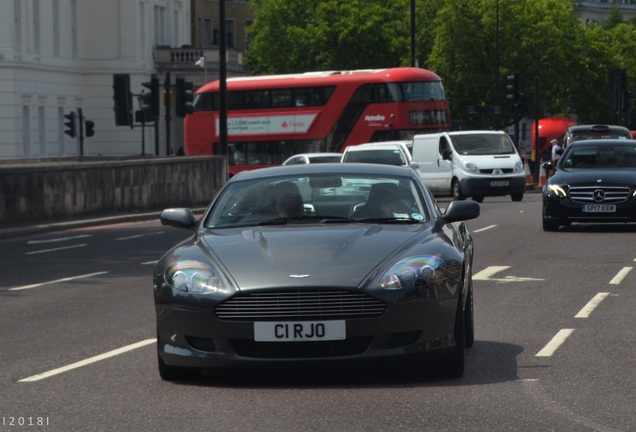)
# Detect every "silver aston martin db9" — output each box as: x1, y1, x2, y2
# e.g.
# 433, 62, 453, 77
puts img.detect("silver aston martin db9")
154, 163, 480, 380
